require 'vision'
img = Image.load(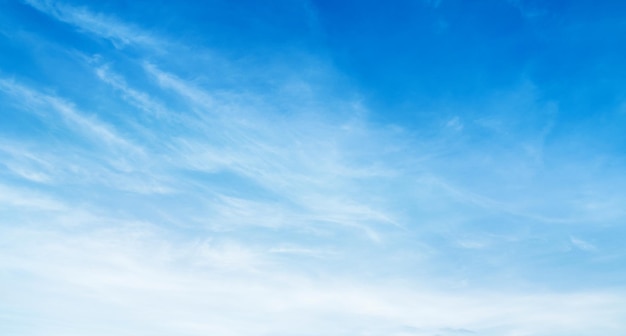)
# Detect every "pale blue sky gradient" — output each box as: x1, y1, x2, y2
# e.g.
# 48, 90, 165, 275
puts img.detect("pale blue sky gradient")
1, 1, 626, 335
